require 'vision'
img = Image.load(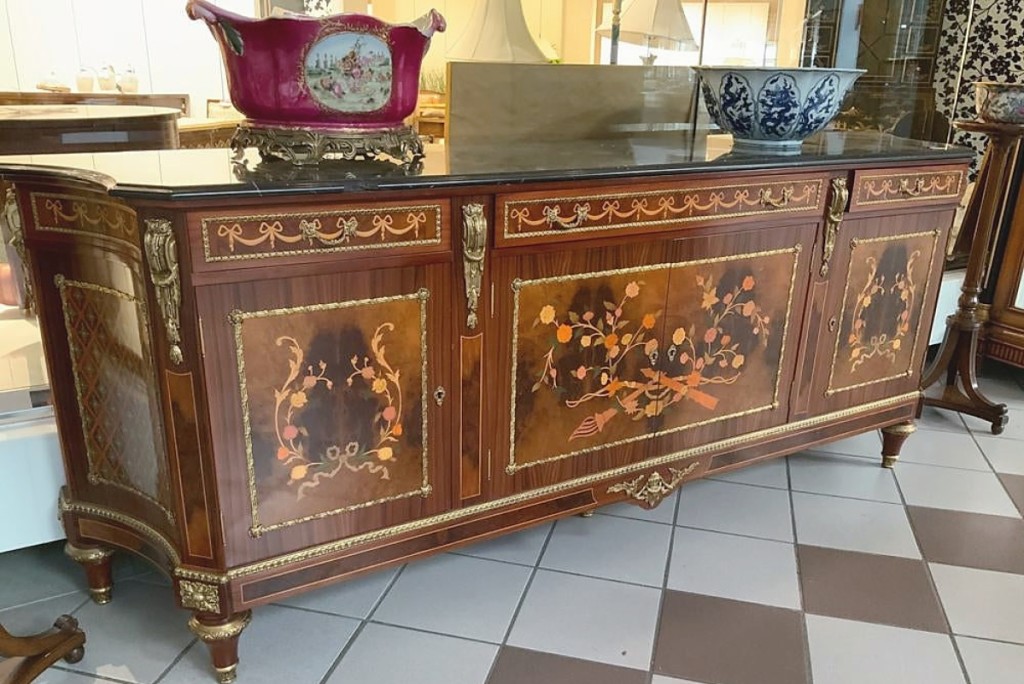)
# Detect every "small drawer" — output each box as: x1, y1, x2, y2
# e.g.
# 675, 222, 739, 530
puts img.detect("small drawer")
190, 197, 450, 270
850, 165, 966, 211
496, 174, 826, 246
